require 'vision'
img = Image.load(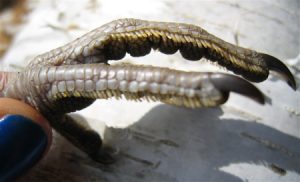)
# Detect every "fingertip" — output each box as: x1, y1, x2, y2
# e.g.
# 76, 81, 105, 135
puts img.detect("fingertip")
0, 98, 52, 180
0, 98, 52, 142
